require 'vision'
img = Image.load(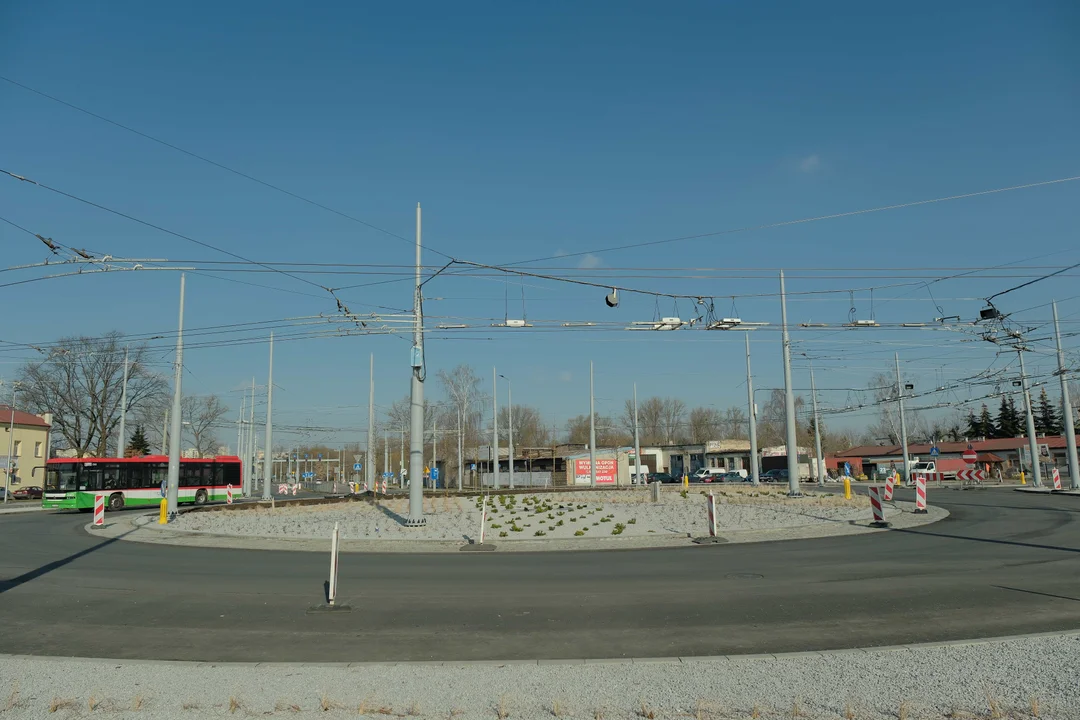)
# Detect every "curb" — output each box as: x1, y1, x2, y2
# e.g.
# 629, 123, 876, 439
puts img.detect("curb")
2, 628, 1076, 669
